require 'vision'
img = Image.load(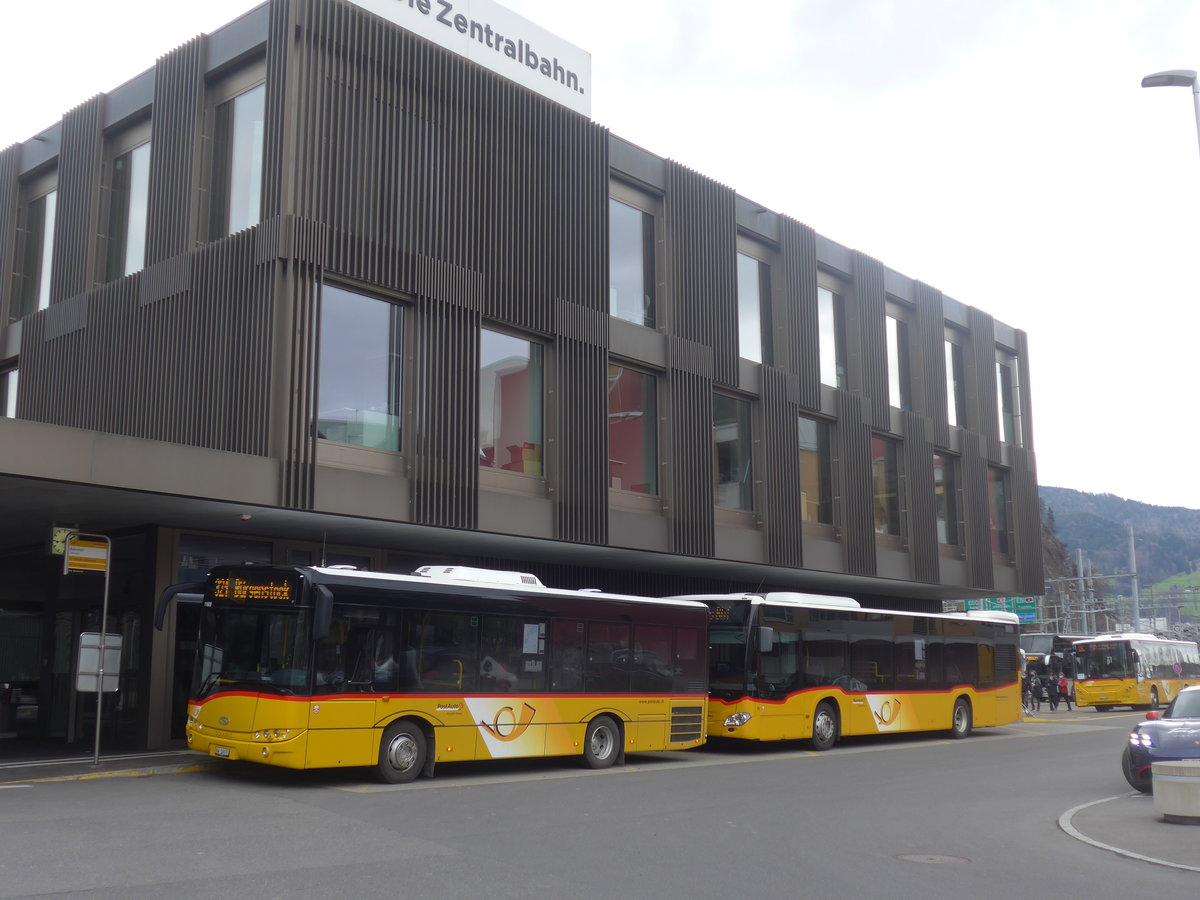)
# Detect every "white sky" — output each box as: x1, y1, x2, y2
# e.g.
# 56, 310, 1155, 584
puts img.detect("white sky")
4, 0, 1200, 508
